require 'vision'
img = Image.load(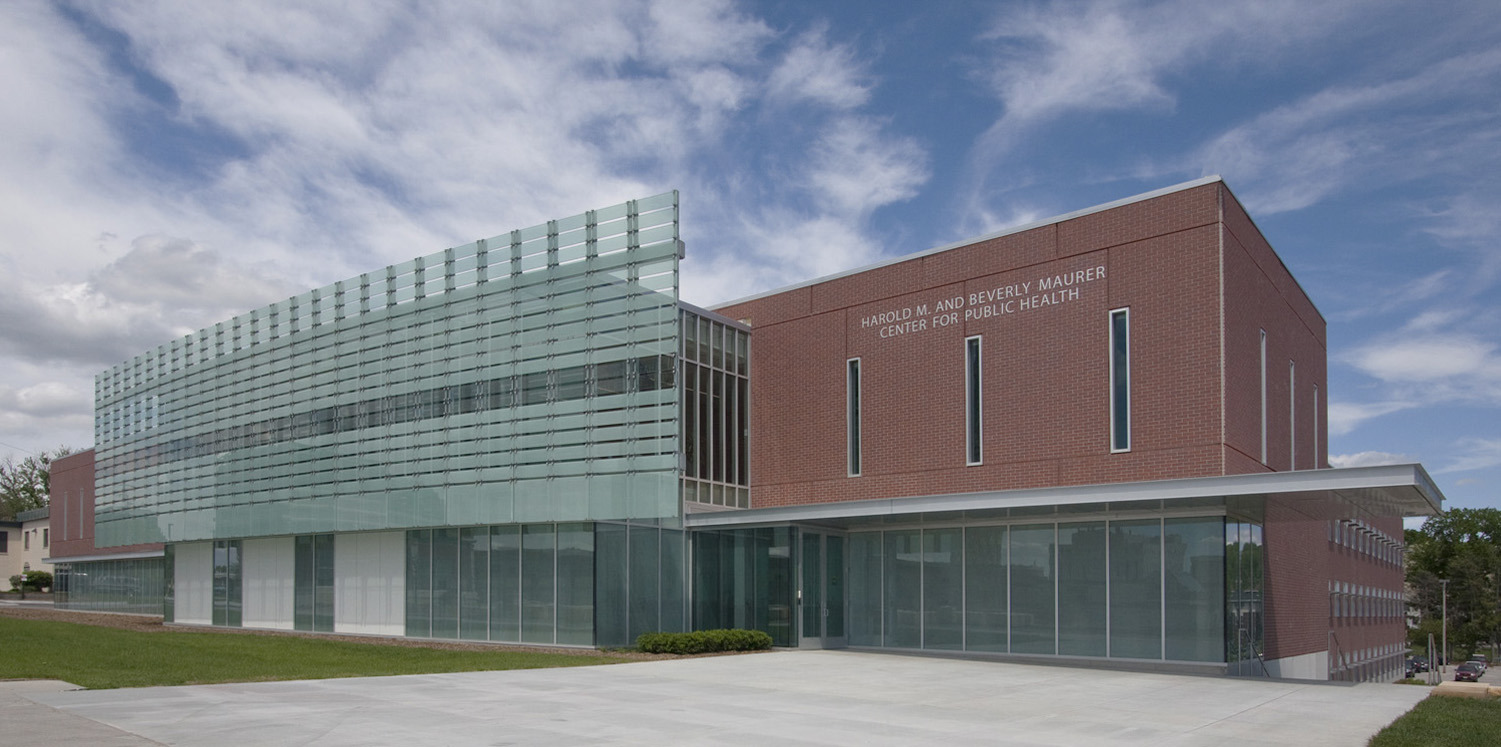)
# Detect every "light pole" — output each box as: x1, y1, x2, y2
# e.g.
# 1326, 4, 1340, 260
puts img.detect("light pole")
1441, 578, 1449, 675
